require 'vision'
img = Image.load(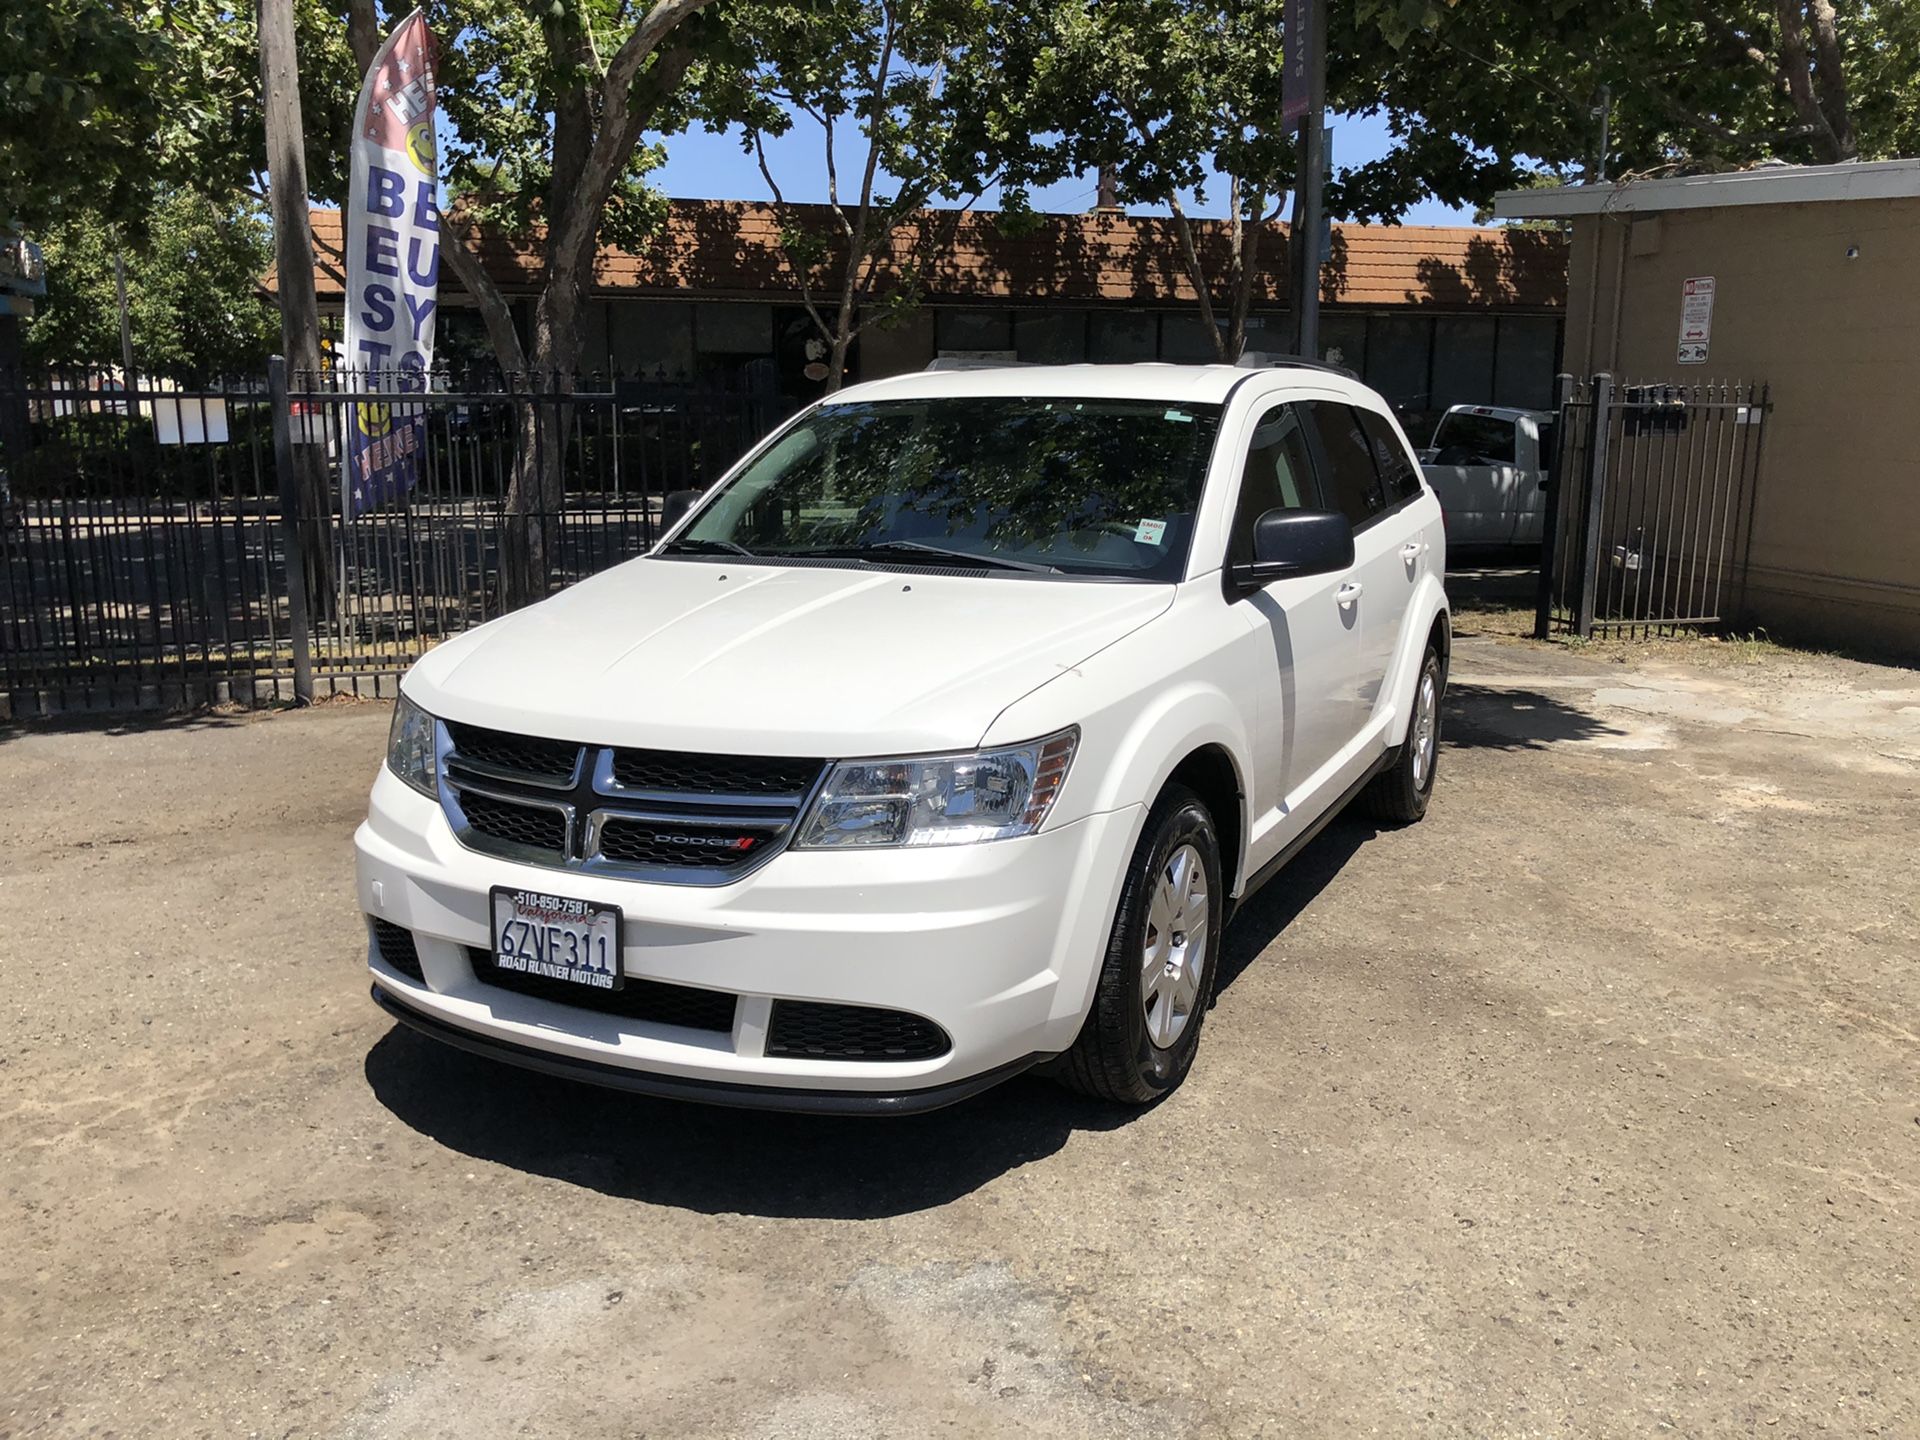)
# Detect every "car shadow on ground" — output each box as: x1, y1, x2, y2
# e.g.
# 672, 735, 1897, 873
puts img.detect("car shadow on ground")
364, 1027, 1130, 1220
365, 810, 1394, 1220
1444, 683, 1624, 750
1215, 814, 1378, 996
0, 707, 266, 748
